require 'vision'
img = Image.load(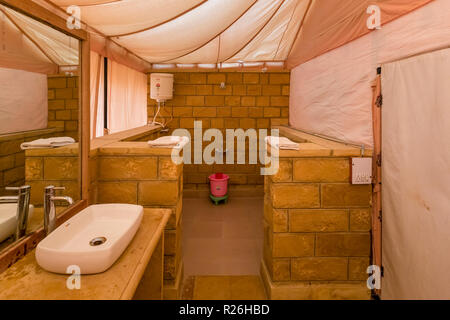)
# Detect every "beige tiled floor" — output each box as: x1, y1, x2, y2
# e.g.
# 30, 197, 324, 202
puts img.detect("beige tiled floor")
182, 276, 267, 300
182, 197, 264, 277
